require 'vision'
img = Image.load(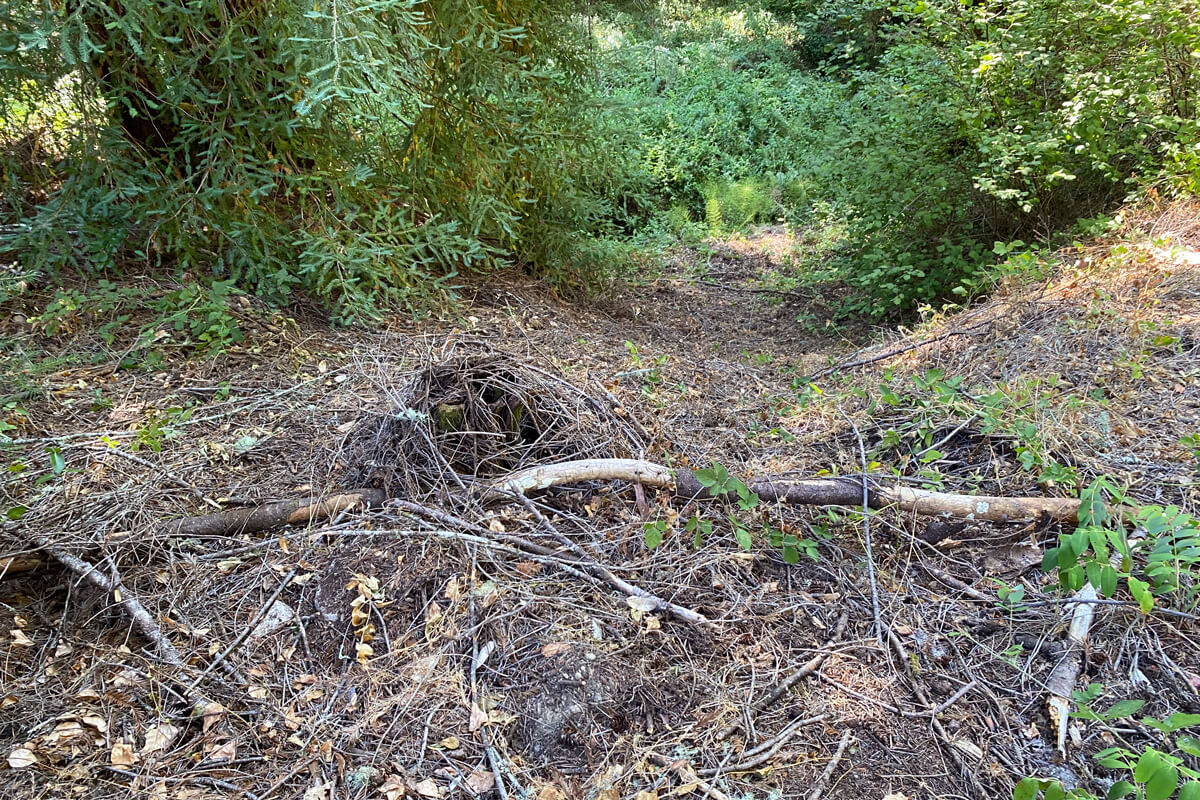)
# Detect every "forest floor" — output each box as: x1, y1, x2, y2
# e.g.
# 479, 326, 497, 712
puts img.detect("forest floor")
1, 204, 1199, 800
